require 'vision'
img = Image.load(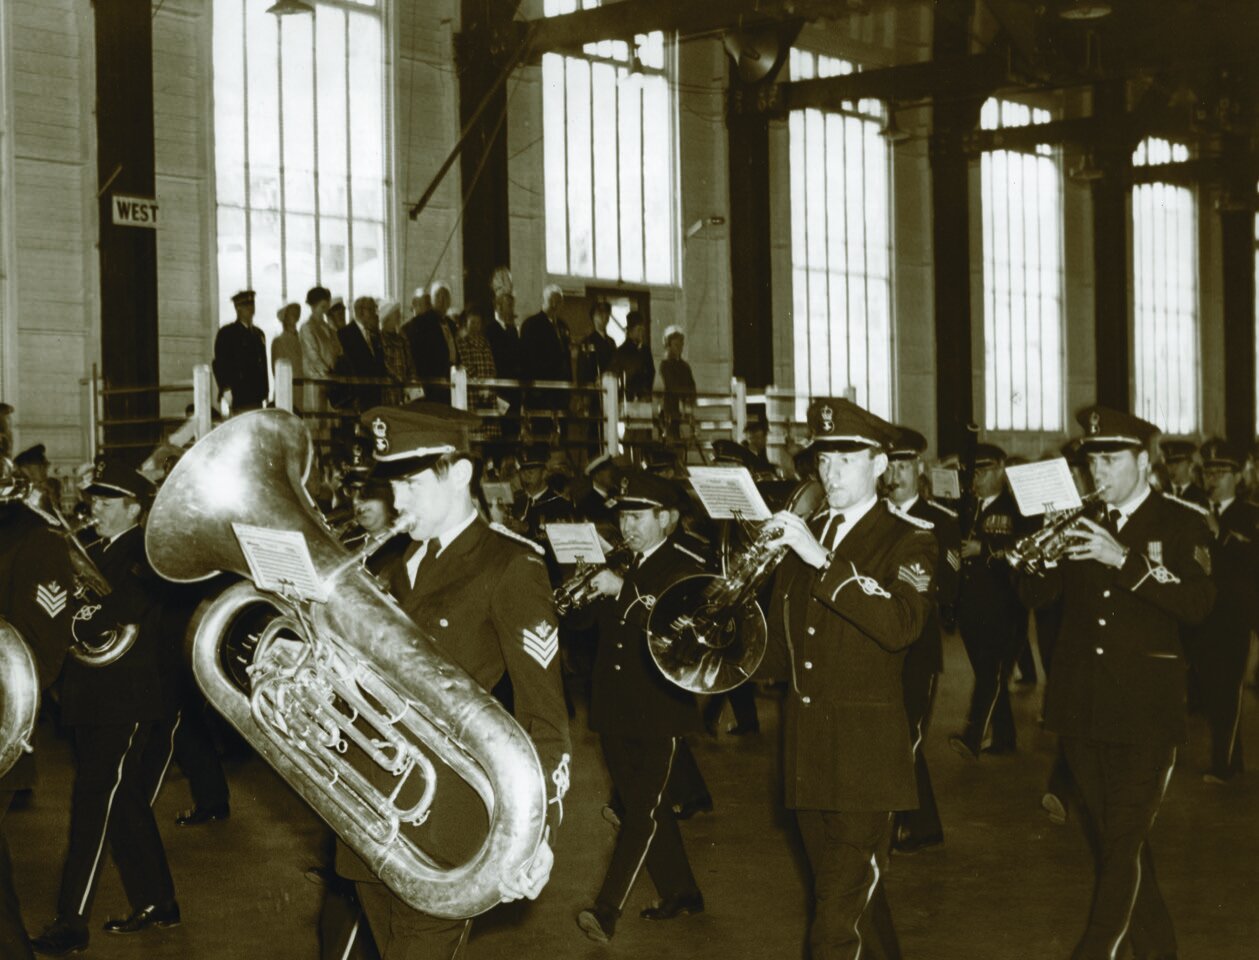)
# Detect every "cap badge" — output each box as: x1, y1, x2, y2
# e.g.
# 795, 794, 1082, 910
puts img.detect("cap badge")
1088, 411, 1101, 435
370, 416, 390, 454
620, 476, 631, 494
820, 405, 834, 432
